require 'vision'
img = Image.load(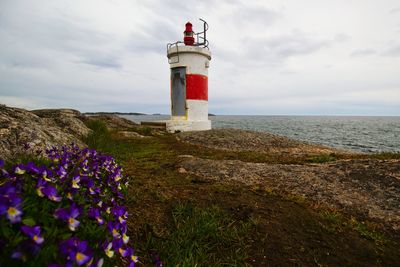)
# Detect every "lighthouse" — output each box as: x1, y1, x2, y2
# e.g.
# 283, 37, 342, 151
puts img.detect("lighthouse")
165, 19, 212, 132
